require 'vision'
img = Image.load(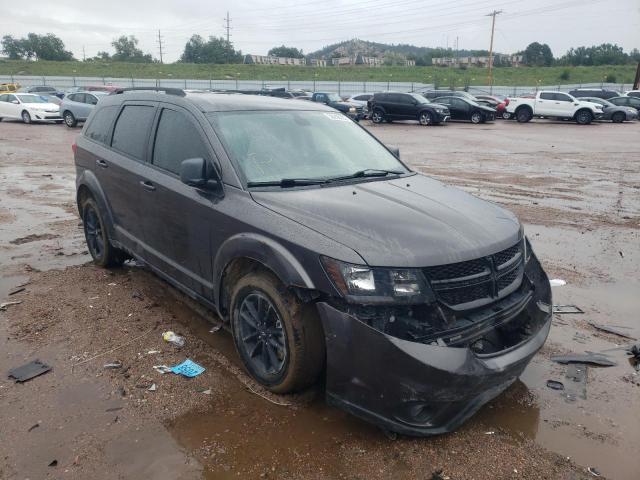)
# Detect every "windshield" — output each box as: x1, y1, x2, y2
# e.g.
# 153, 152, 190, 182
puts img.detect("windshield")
208, 111, 409, 185
17, 95, 48, 104
326, 93, 342, 102
409, 93, 429, 104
